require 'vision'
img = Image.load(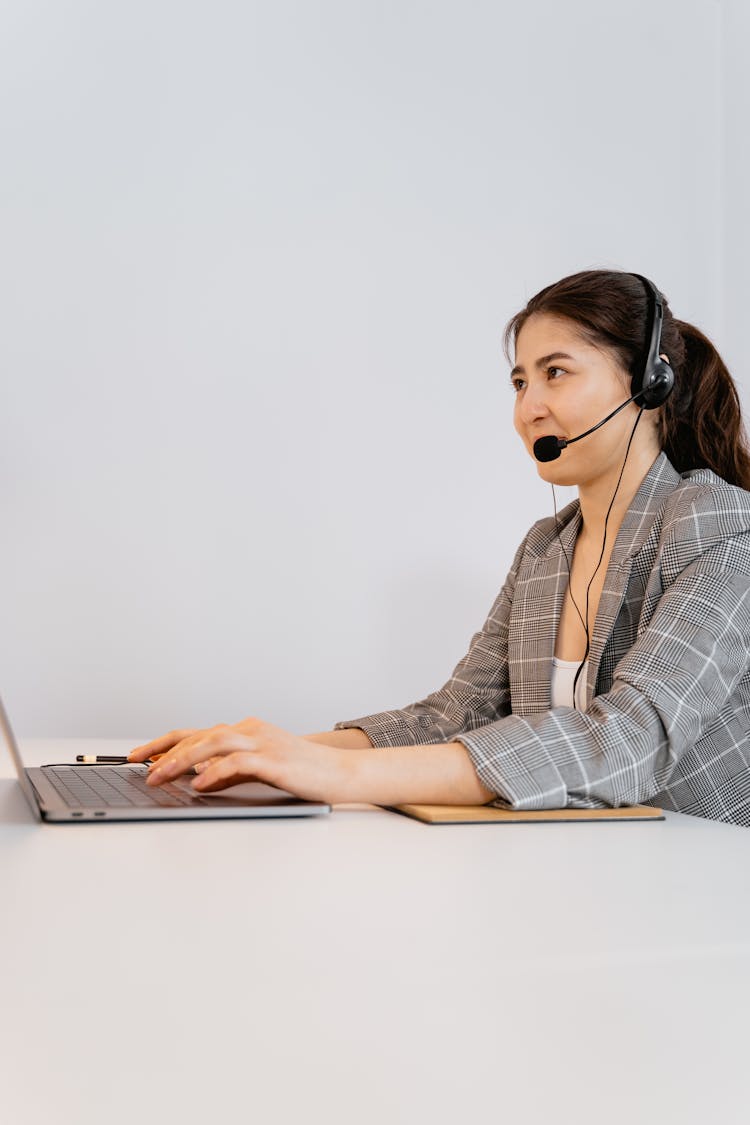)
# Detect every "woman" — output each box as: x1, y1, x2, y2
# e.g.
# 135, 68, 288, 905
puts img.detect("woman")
130, 270, 750, 826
